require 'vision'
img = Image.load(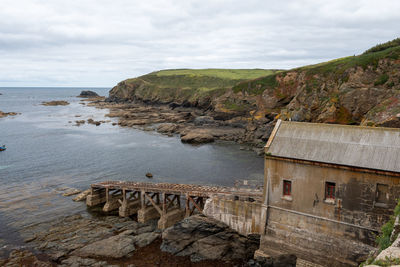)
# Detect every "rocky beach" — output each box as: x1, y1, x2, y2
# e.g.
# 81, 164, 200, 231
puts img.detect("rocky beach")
0, 203, 294, 267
